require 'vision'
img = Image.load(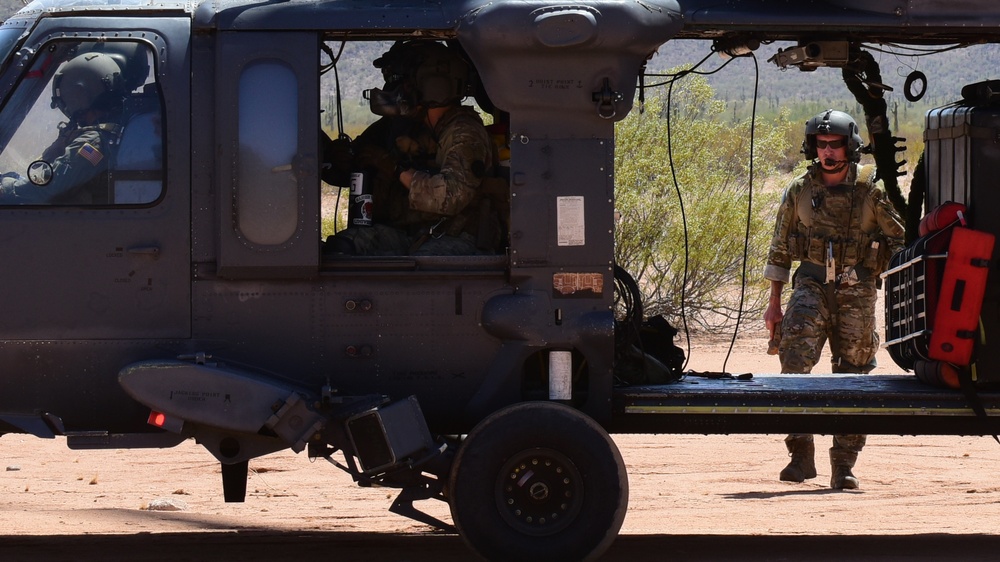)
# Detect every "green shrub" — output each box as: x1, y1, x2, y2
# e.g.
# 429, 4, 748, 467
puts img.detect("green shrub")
614, 74, 793, 333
